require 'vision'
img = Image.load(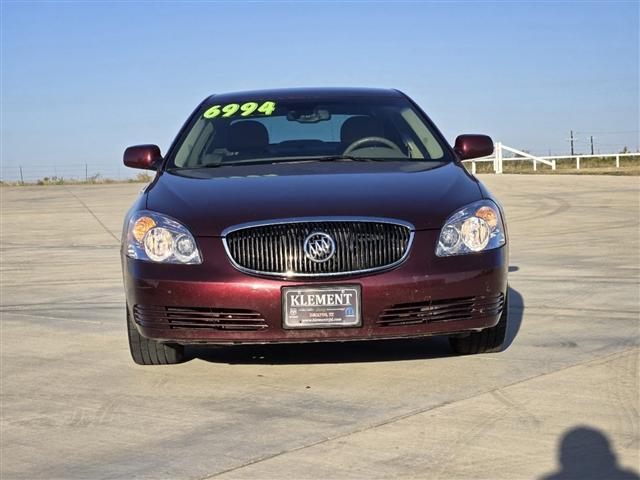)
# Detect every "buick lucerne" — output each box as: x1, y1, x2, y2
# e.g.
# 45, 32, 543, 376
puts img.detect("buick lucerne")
121, 88, 510, 365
